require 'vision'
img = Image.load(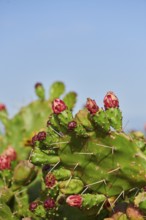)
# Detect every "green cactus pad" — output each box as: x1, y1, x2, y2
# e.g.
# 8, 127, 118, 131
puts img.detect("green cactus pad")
0, 81, 77, 161
31, 104, 146, 198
